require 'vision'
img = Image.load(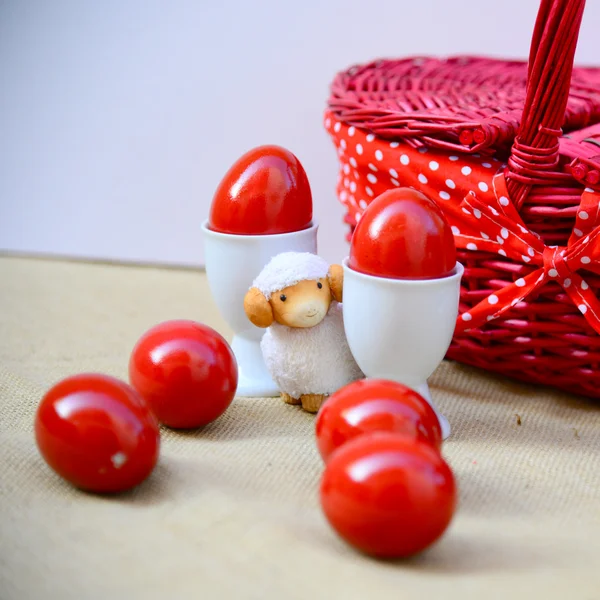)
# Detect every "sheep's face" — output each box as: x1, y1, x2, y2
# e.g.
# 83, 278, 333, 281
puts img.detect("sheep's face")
243, 264, 343, 330
270, 278, 331, 328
